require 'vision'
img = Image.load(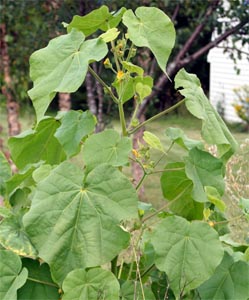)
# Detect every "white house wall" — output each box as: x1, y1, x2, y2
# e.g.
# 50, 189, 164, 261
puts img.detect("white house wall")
208, 45, 249, 123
